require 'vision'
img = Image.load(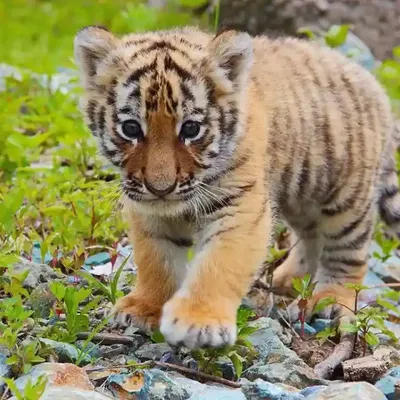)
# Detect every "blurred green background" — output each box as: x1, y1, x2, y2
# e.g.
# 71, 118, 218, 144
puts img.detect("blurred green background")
0, 0, 210, 73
